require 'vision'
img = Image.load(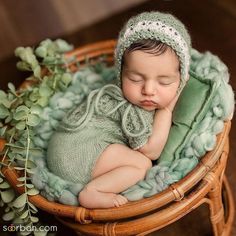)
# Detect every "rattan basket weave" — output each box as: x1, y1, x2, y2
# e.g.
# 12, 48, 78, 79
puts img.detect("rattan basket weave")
1, 40, 235, 236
